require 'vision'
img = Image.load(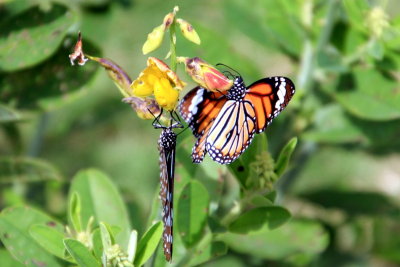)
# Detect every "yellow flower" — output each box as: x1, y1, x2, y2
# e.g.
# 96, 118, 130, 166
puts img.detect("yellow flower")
178, 57, 233, 92
154, 78, 179, 111
130, 57, 185, 111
